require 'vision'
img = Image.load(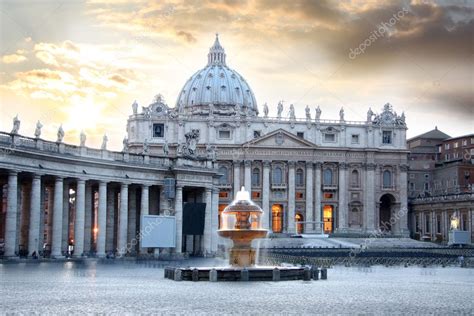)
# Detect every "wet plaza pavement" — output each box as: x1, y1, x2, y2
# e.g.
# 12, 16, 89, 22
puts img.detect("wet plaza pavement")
1, 260, 473, 315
